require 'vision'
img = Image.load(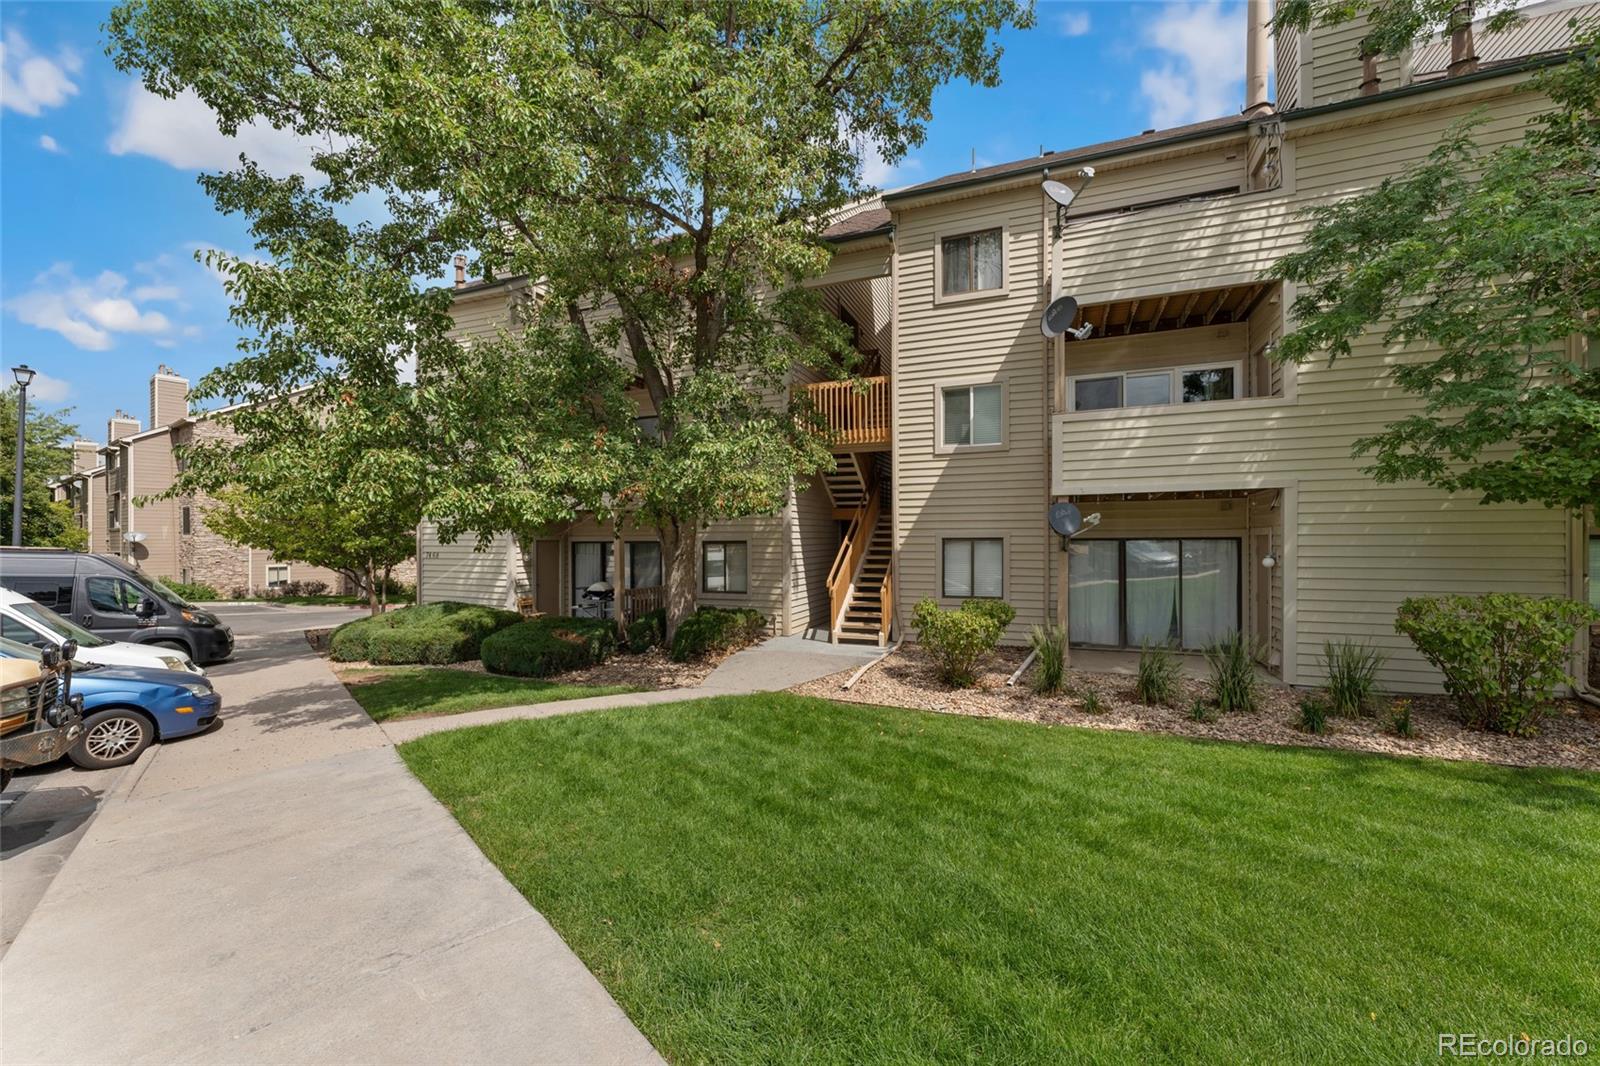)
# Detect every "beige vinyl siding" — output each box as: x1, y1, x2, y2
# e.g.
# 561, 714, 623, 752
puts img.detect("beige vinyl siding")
417, 520, 523, 610
1044, 82, 1569, 691
697, 512, 788, 631
1276, 29, 1303, 110
445, 286, 523, 344
892, 185, 1051, 643
1059, 144, 1248, 216
126, 434, 180, 578
789, 475, 837, 634
1308, 14, 1401, 105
